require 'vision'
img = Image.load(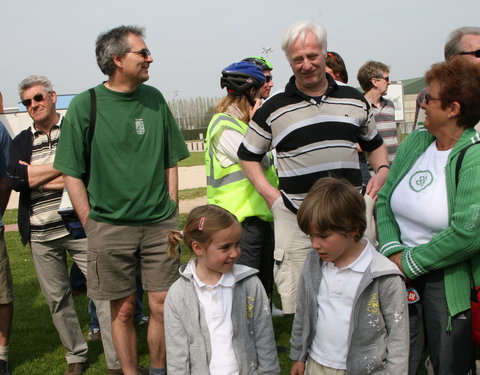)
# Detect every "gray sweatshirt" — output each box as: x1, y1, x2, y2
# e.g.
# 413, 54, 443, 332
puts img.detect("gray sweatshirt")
165, 262, 280, 375
290, 247, 409, 374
